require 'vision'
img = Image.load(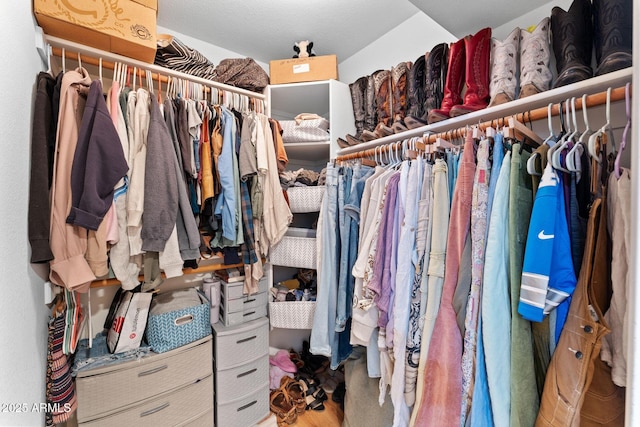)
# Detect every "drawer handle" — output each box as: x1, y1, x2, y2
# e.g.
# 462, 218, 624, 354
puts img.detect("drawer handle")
244, 298, 256, 304
243, 311, 256, 317
140, 402, 169, 417
237, 400, 257, 412
236, 335, 257, 344
138, 364, 168, 377
237, 368, 257, 378
174, 314, 194, 326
